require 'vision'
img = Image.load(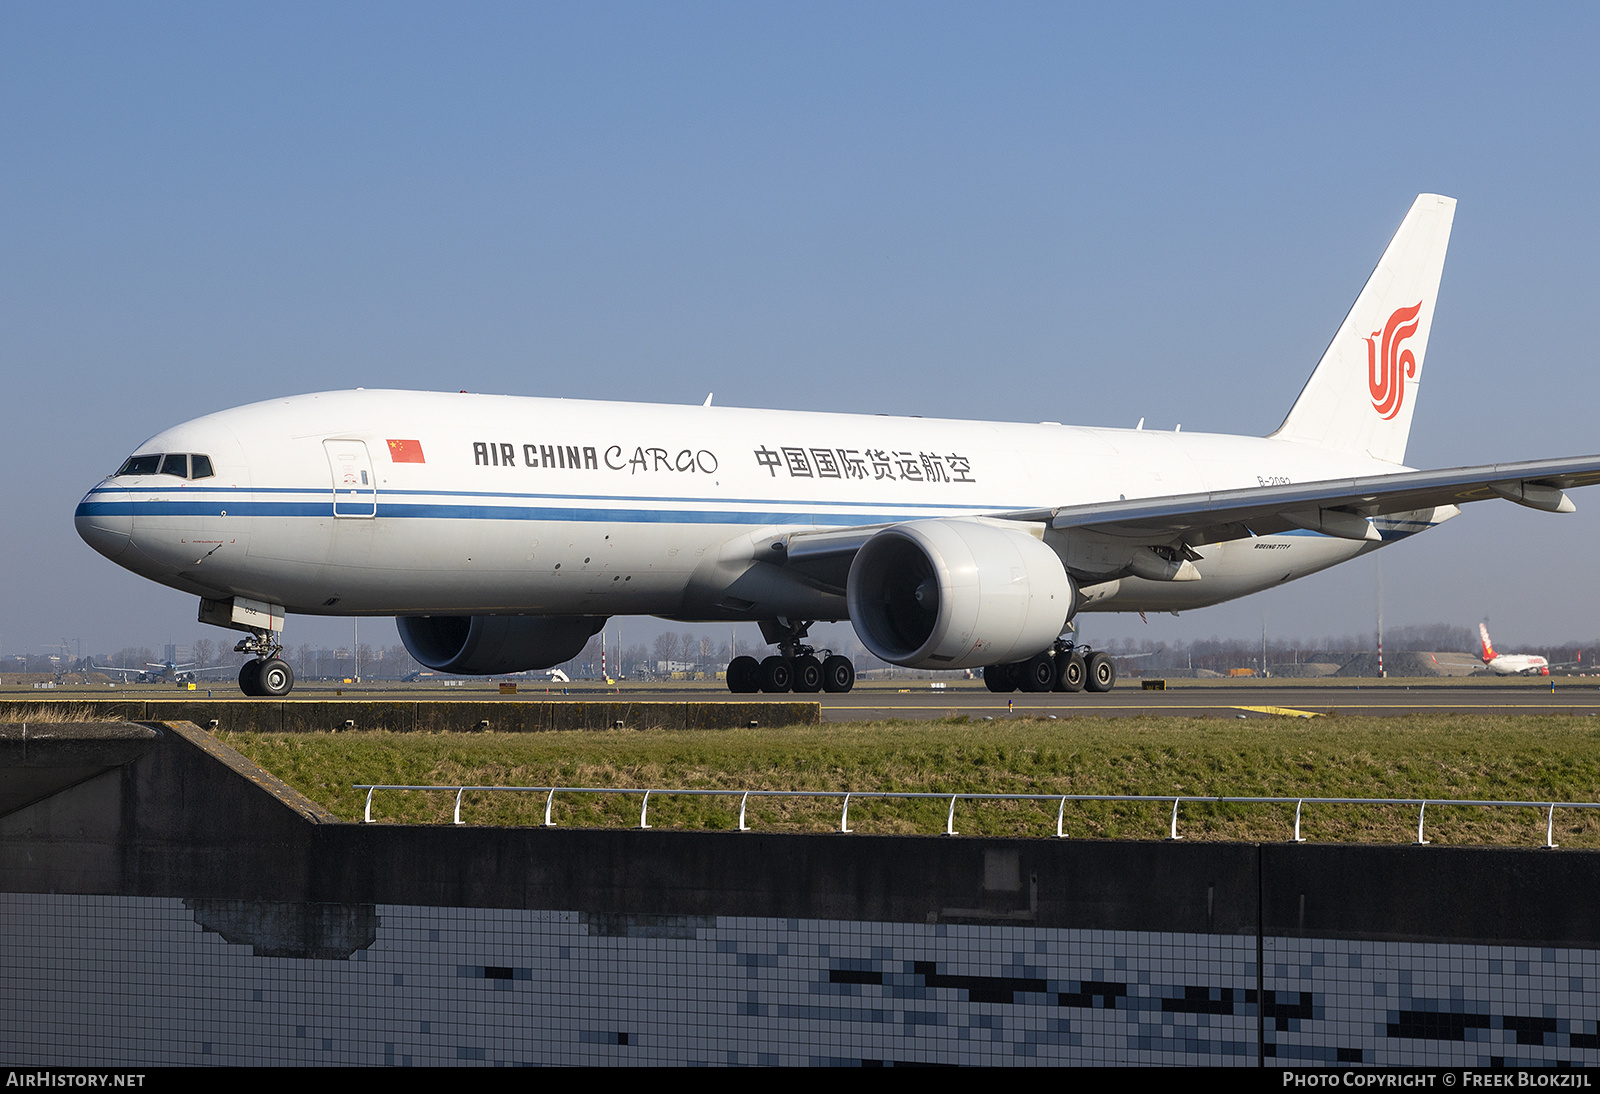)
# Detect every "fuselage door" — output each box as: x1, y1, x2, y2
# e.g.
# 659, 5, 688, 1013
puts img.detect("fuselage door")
324, 439, 377, 518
